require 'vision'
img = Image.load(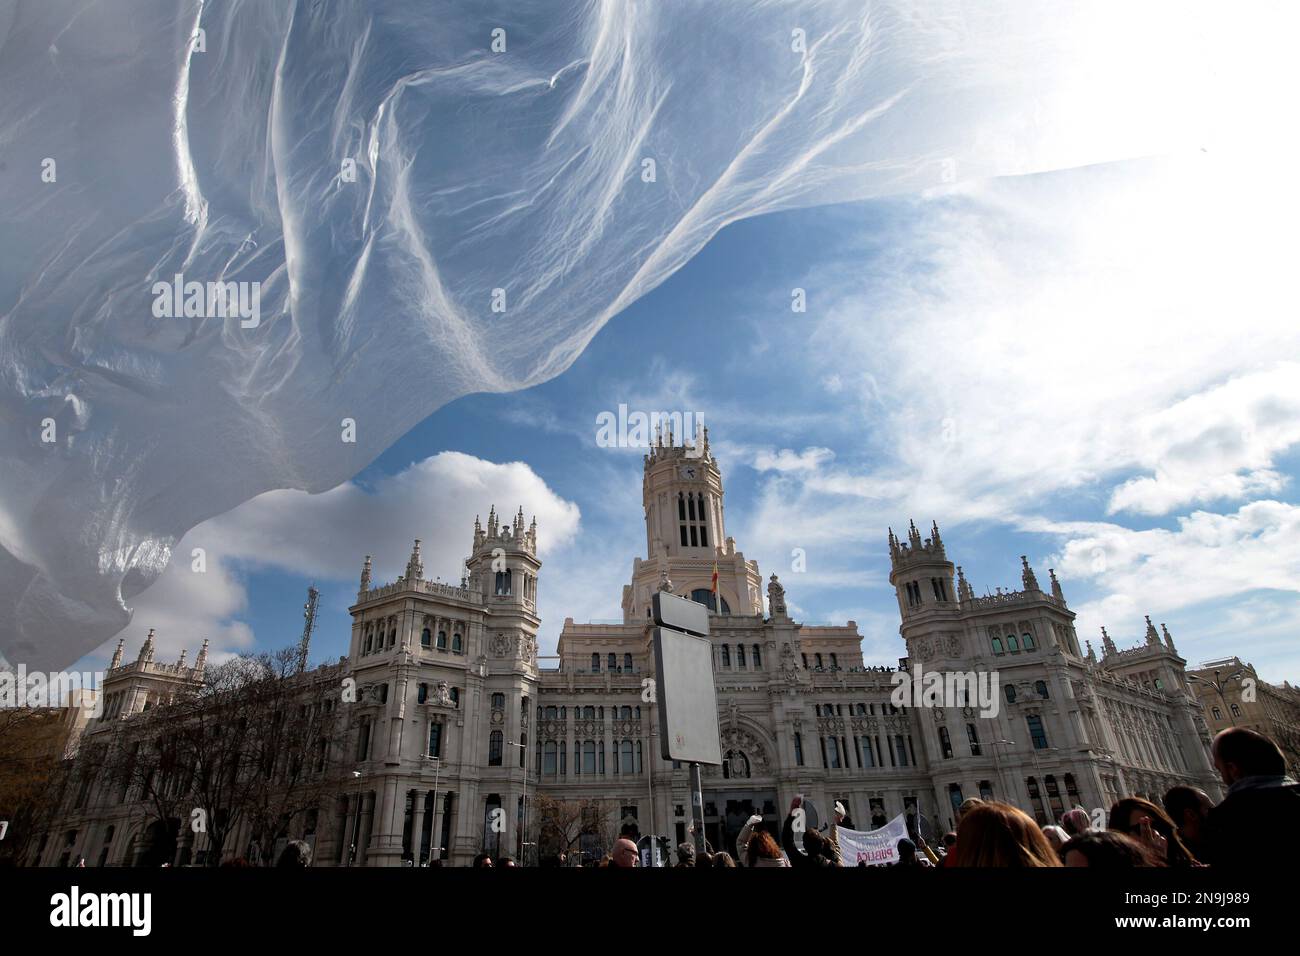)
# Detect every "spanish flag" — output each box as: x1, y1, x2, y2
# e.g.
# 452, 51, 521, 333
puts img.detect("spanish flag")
711, 561, 719, 596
